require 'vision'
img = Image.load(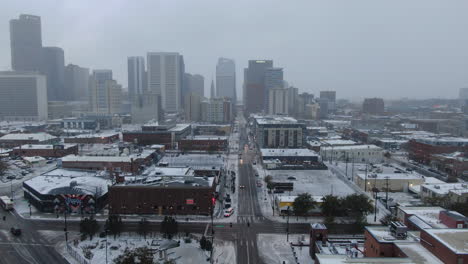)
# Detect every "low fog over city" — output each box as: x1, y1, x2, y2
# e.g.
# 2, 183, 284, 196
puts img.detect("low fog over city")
0, 1, 467, 264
